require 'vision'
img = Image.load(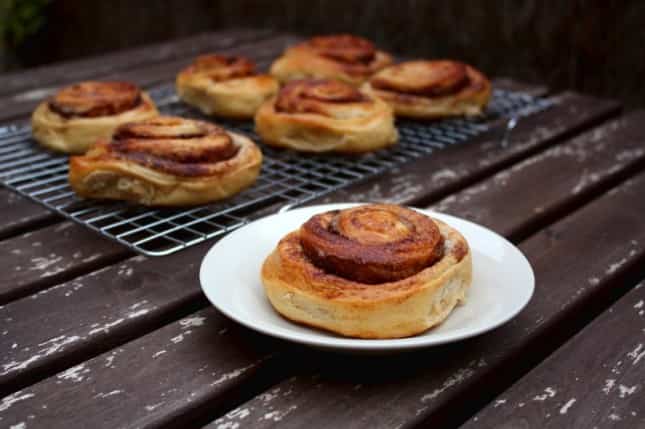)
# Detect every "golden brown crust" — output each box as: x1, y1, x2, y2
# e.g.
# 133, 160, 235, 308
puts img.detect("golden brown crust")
261, 204, 472, 338
176, 54, 279, 119
270, 34, 393, 87
362, 60, 492, 119
31, 81, 158, 154
254, 79, 398, 153
68, 116, 262, 206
